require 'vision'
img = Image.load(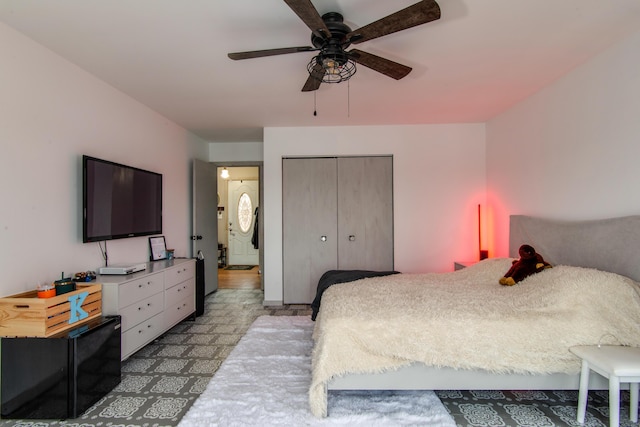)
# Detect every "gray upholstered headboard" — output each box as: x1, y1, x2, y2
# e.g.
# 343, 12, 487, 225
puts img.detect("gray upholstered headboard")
509, 215, 640, 282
